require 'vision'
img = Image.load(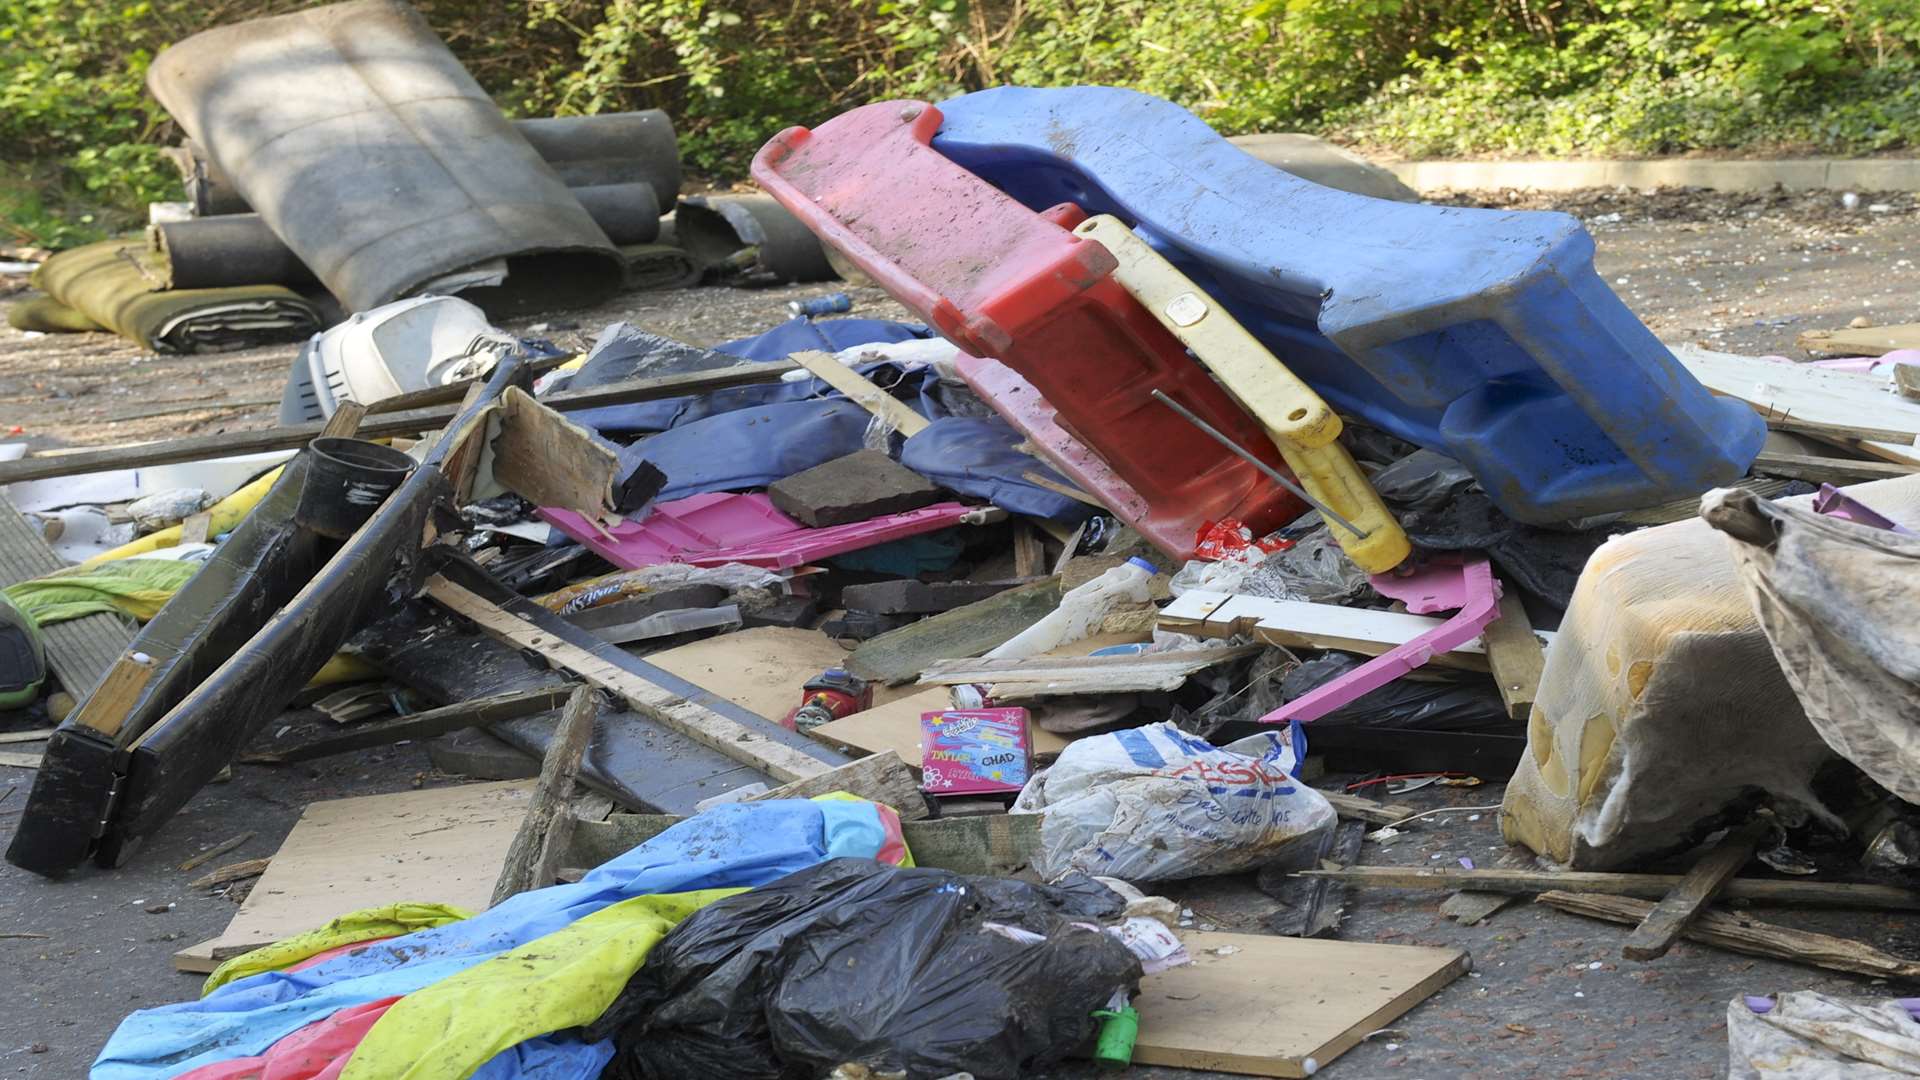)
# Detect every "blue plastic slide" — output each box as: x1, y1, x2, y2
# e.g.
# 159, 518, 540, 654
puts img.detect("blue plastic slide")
931, 86, 1764, 523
